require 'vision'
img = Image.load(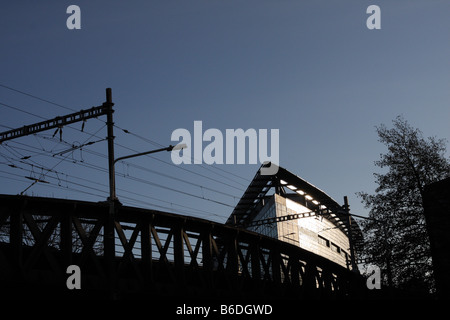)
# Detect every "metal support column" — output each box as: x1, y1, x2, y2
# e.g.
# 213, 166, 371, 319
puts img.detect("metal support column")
104, 88, 117, 297
344, 196, 359, 273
